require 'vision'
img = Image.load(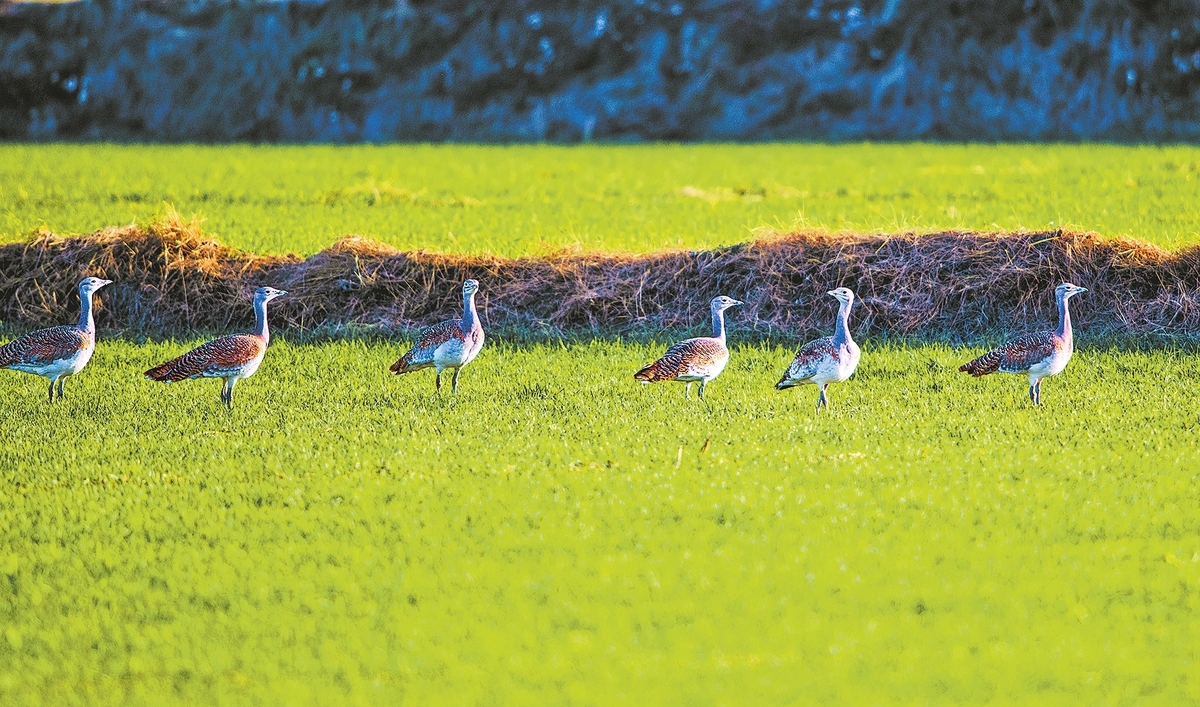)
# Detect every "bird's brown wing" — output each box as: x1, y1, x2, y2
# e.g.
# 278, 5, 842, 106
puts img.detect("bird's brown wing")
0, 326, 88, 368
145, 334, 265, 382
959, 331, 1058, 376
778, 336, 837, 384
634, 337, 726, 382
390, 319, 464, 373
